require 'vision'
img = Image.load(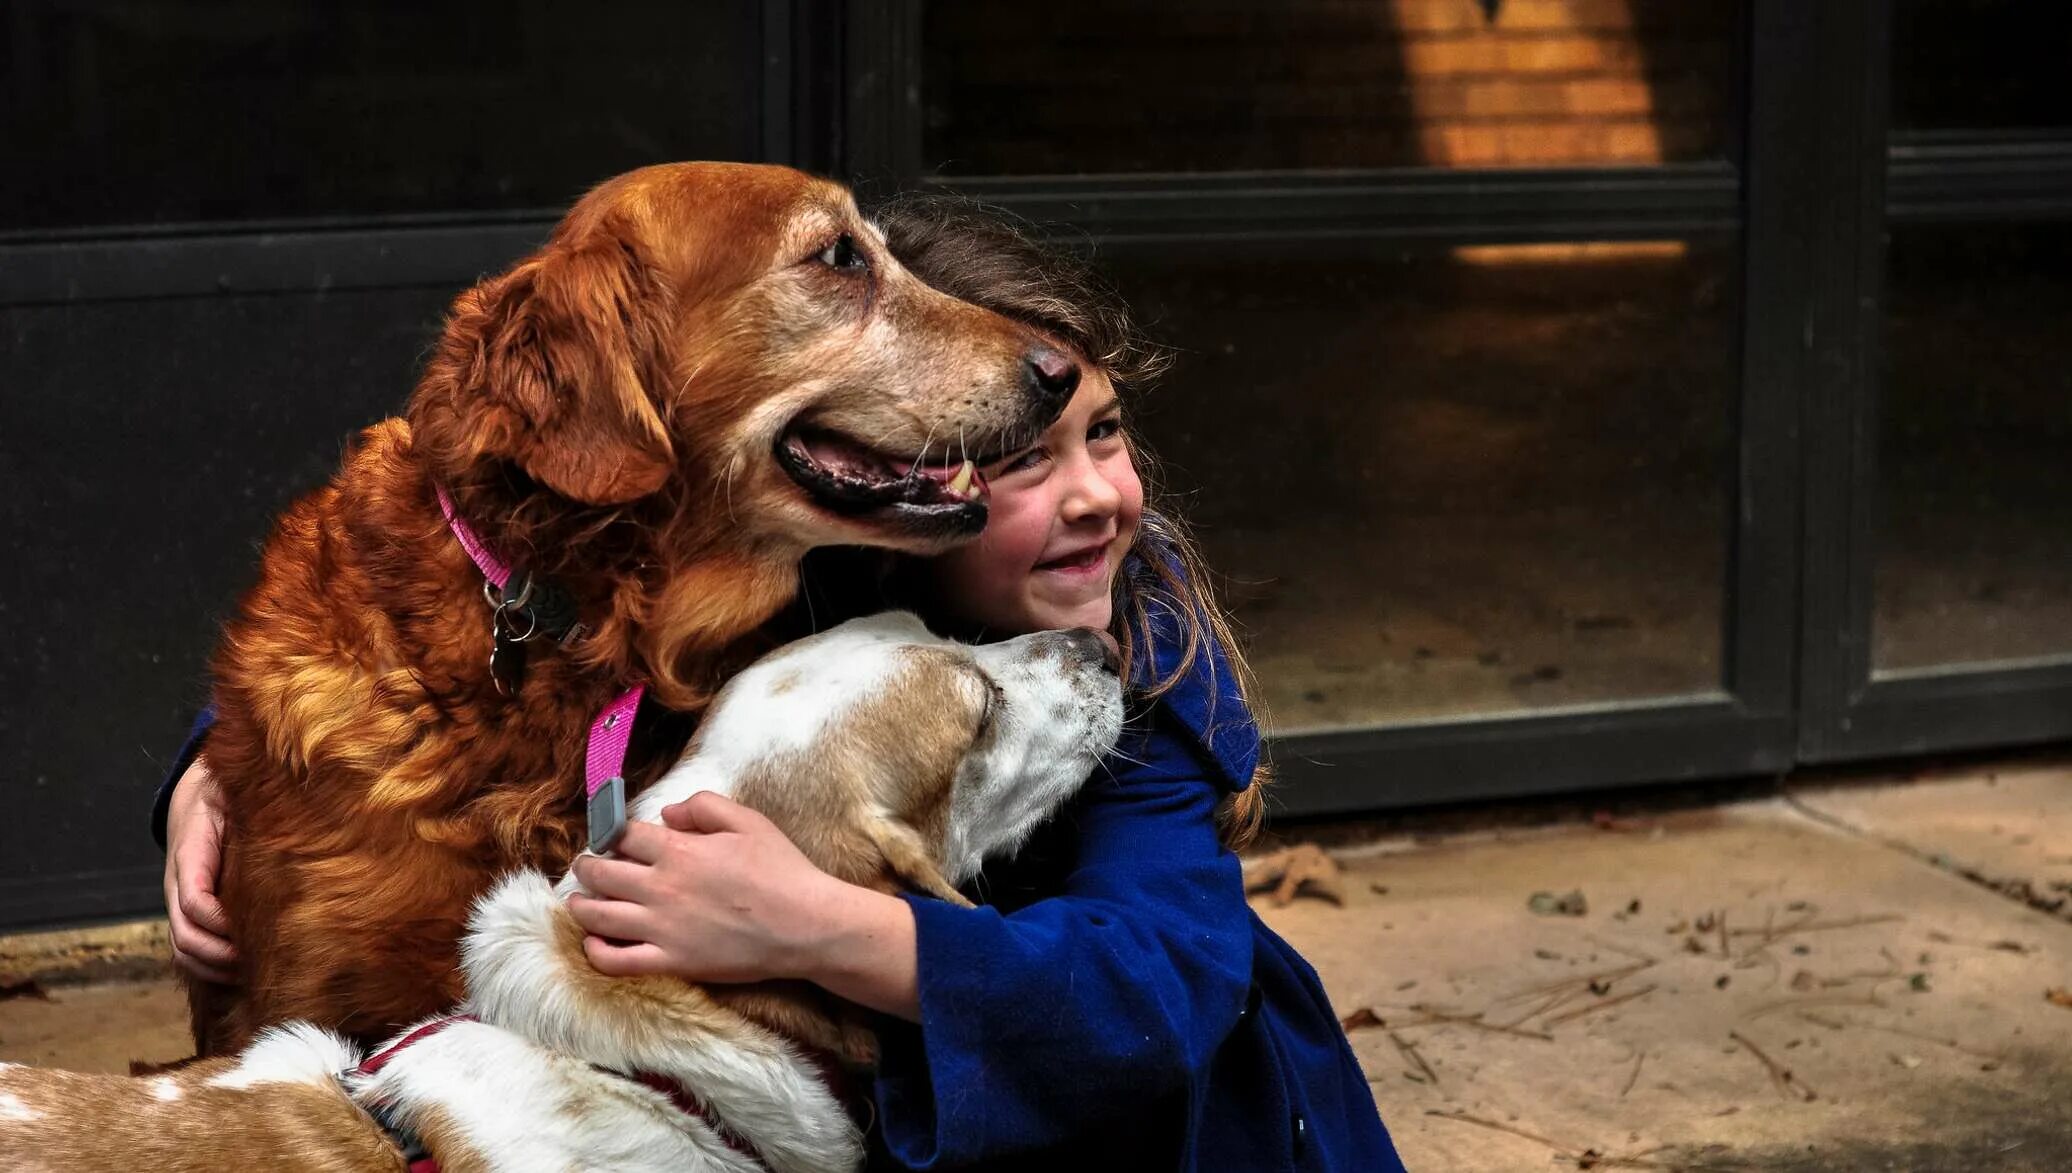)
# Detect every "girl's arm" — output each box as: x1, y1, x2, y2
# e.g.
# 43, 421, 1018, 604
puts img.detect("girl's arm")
567, 792, 922, 1020
870, 727, 1251, 1166
568, 716, 1254, 1166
